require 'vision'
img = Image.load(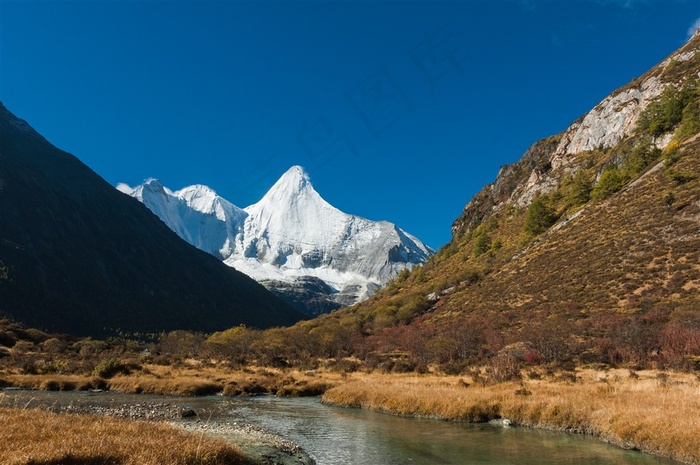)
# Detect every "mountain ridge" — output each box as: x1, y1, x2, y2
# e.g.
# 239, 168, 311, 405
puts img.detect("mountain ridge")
0, 102, 303, 336
120, 165, 433, 315
453, 31, 700, 237
258, 29, 700, 373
